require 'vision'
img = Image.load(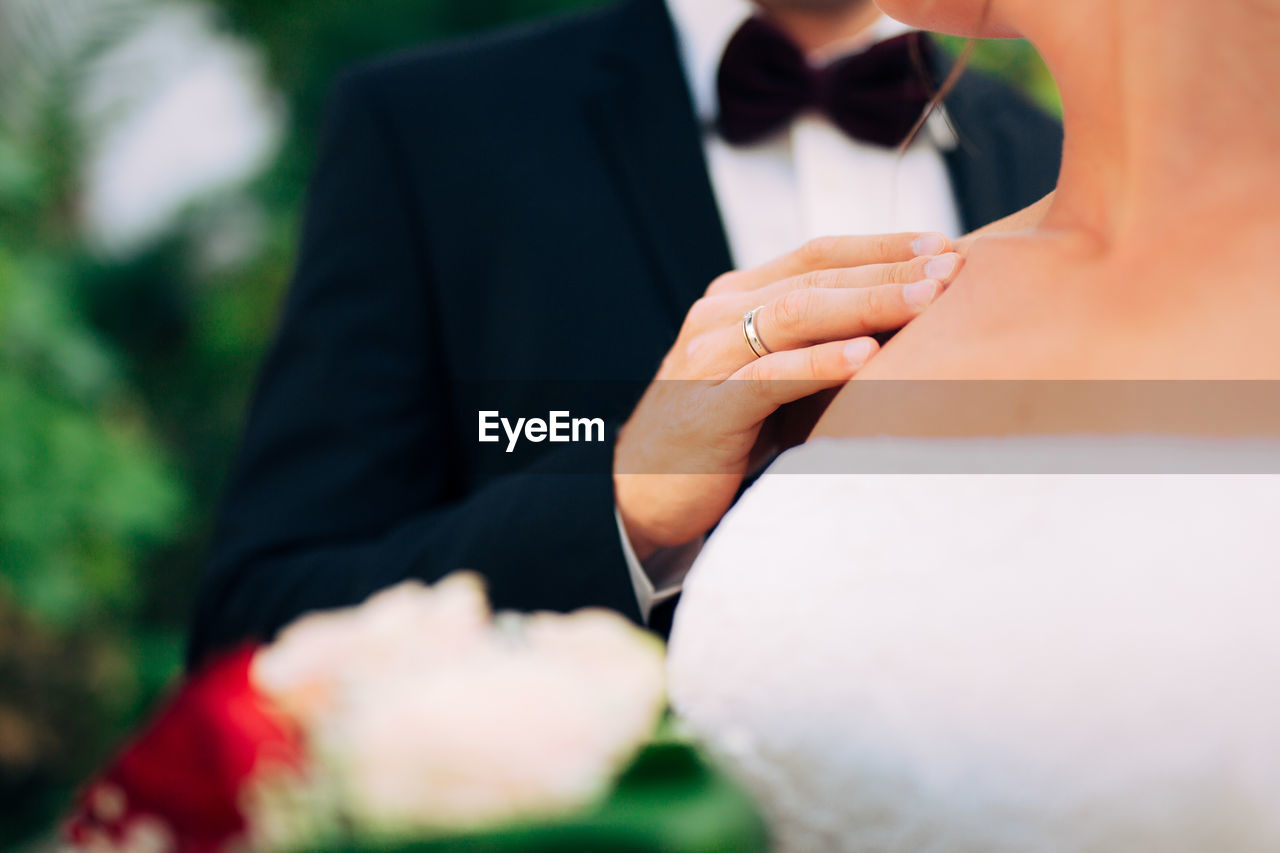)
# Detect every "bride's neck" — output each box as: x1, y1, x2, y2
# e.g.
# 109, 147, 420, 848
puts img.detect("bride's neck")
1030, 0, 1280, 247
